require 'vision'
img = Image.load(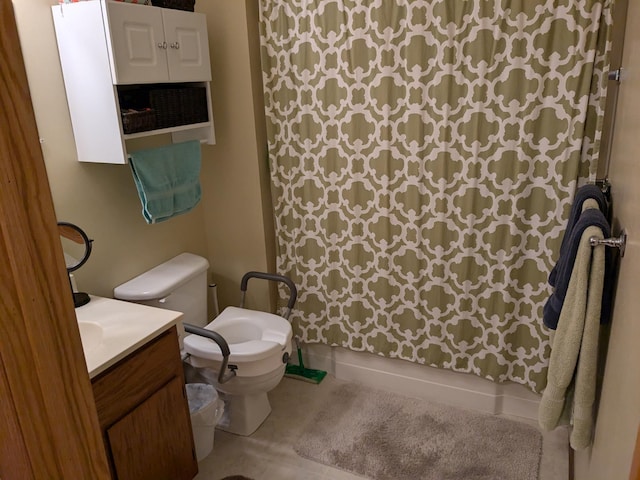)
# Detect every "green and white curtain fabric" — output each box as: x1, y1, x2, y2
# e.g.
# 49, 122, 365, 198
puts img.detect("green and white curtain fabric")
259, 0, 613, 393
